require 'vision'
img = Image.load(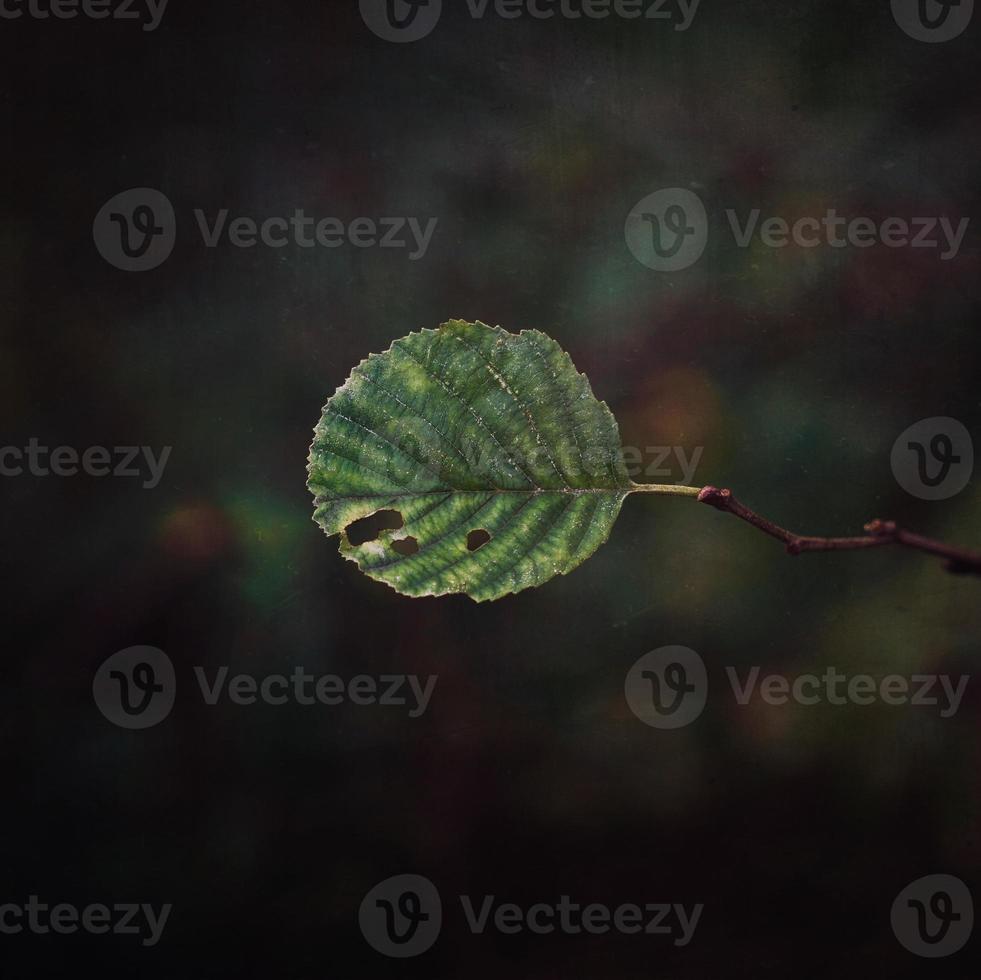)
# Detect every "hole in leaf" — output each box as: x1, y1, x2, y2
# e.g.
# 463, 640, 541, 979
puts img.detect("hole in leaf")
346, 509, 403, 546
467, 529, 491, 551
391, 536, 419, 556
